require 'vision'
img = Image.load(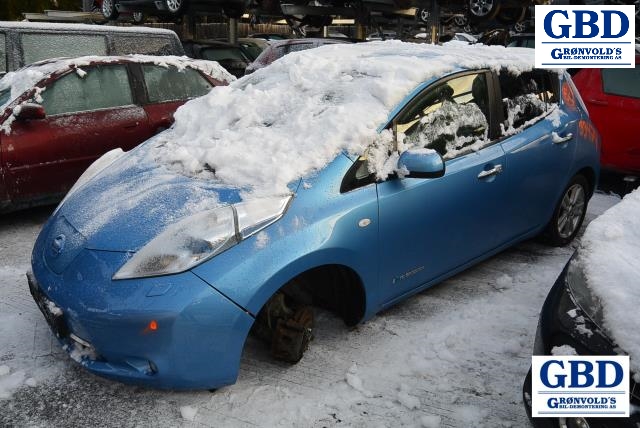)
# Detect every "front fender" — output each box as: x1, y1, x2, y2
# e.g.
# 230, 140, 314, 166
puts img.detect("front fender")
192, 159, 380, 321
